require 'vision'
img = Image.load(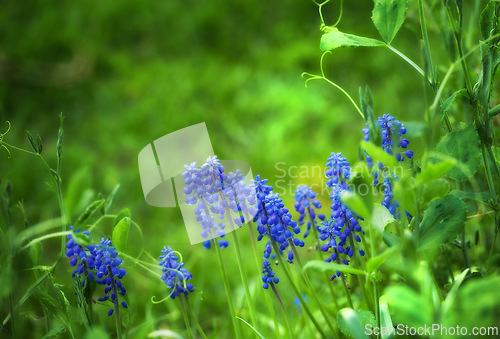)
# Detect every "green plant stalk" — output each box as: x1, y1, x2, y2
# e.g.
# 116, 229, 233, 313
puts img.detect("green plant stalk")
228, 221, 258, 327
266, 234, 327, 338
347, 235, 373, 313
310, 213, 340, 310
109, 268, 122, 339
367, 219, 380, 339
335, 256, 354, 308
185, 296, 209, 339
270, 283, 293, 339
288, 240, 339, 338
179, 294, 194, 339
245, 219, 281, 337
212, 236, 242, 339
